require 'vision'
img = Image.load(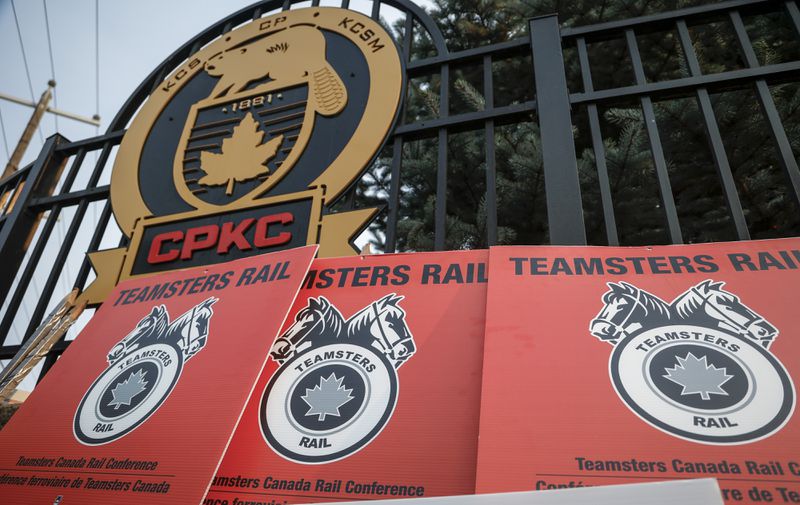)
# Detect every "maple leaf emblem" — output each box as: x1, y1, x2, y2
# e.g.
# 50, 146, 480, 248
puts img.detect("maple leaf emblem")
663, 352, 733, 400
301, 373, 354, 421
198, 112, 284, 195
108, 369, 149, 410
